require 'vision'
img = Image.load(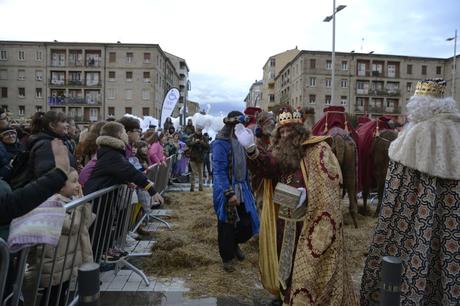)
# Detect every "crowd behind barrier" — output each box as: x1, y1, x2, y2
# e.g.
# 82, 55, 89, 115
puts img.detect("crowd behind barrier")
0, 155, 175, 306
